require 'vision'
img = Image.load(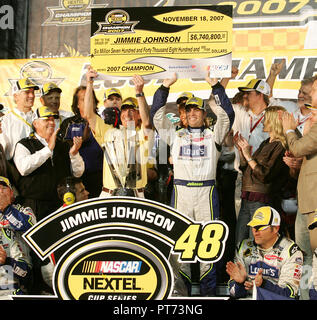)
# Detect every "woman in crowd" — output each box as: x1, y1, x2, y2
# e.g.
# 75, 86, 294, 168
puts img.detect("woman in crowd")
234, 106, 291, 244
